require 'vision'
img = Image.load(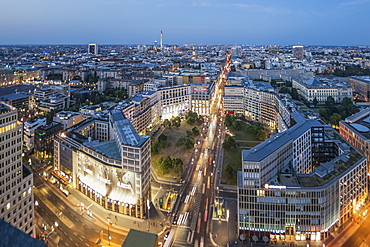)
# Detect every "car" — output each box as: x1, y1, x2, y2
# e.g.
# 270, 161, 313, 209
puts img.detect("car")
164, 231, 170, 241
172, 216, 177, 225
